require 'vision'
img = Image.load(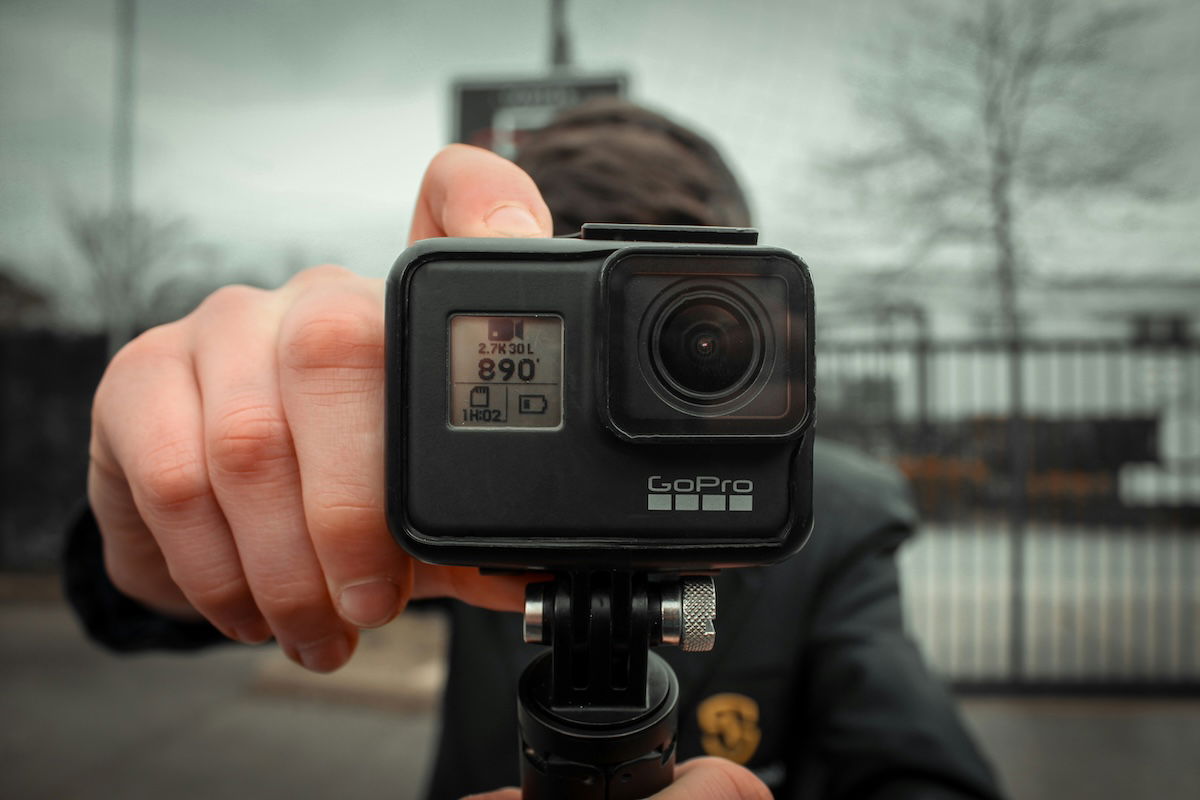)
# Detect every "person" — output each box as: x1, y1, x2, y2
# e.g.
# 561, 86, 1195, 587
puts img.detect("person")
64, 99, 1004, 800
